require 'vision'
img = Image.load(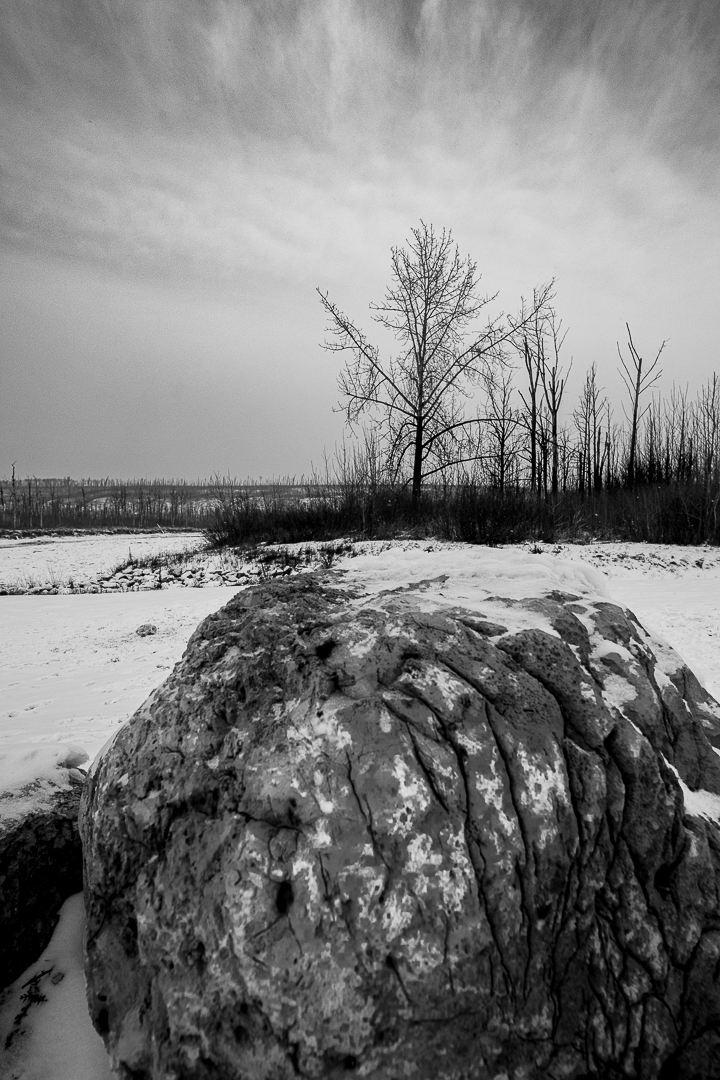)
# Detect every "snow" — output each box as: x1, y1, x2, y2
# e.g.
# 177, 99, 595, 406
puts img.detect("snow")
335, 540, 611, 603
0, 744, 88, 797
0, 532, 204, 593
3, 533, 720, 1077
525, 540, 720, 702
0, 588, 239, 799
0, 894, 112, 1080
679, 781, 720, 823
332, 541, 611, 642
